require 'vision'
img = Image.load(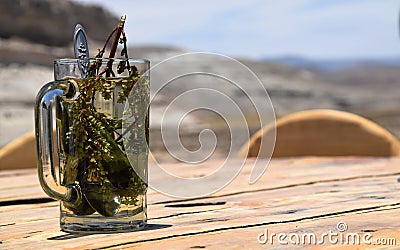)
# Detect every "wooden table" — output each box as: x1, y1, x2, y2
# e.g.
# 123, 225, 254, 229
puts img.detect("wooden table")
1, 157, 400, 249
